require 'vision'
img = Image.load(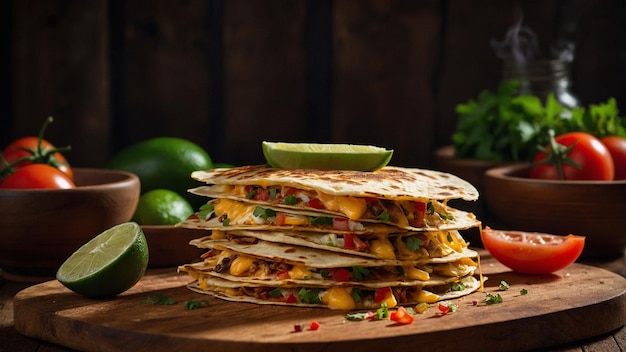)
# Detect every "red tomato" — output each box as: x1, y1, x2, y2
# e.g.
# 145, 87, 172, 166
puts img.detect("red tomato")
3, 136, 74, 180
530, 132, 614, 180
390, 306, 414, 325
331, 268, 351, 282
309, 321, 320, 330
342, 234, 367, 251
374, 287, 392, 303
600, 136, 626, 180
481, 227, 585, 274
332, 217, 350, 231
274, 212, 286, 225
0, 164, 75, 189
307, 198, 324, 209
